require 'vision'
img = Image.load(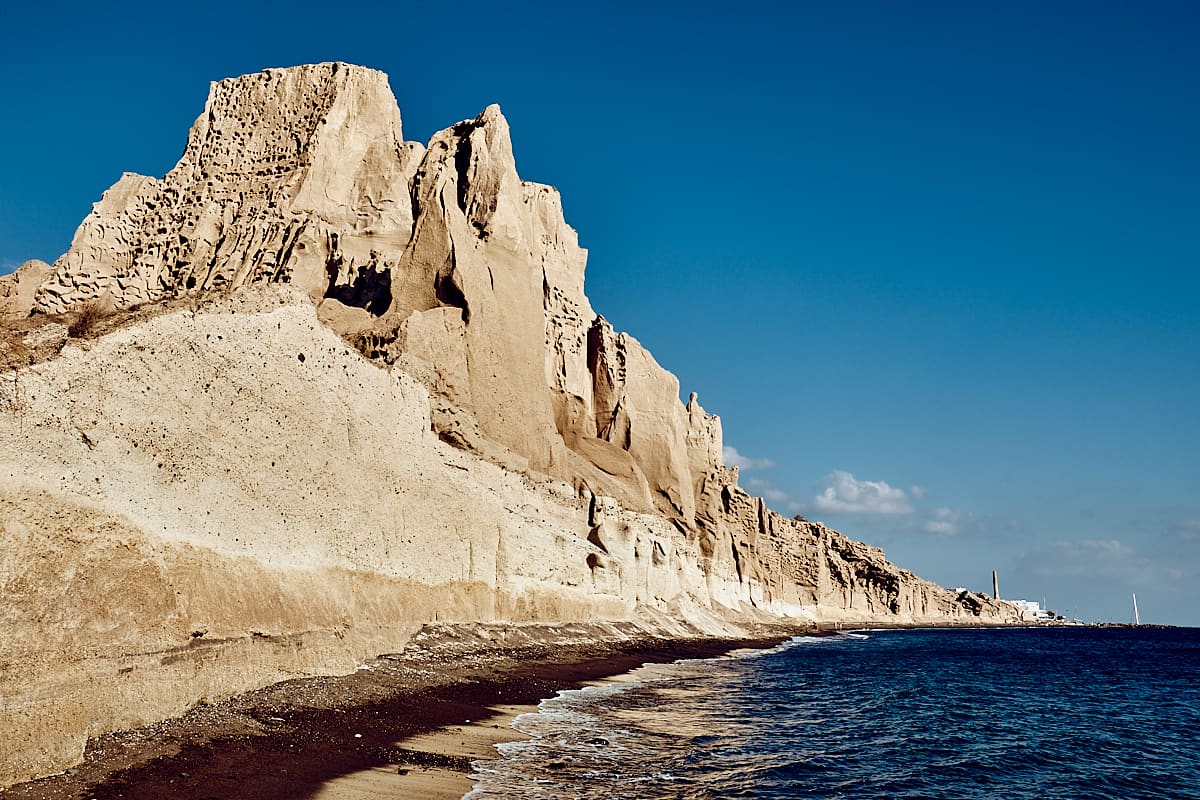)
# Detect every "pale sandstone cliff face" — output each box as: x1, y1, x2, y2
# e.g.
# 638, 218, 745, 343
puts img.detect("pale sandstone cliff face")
2, 64, 1024, 785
